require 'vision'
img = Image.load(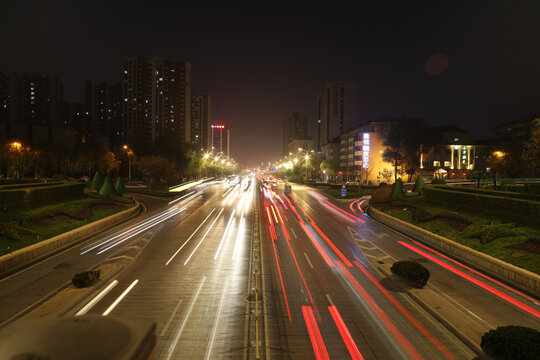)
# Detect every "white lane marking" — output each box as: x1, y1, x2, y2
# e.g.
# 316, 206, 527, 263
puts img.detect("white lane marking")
221, 186, 234, 198
102, 279, 139, 316
232, 210, 245, 260
214, 210, 236, 260
184, 208, 224, 265
326, 294, 335, 307
160, 298, 184, 337
96, 208, 186, 254
168, 191, 195, 205
75, 280, 118, 316
304, 252, 314, 269
205, 276, 230, 360
467, 309, 484, 322
165, 208, 216, 266
290, 227, 297, 239
165, 276, 206, 360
